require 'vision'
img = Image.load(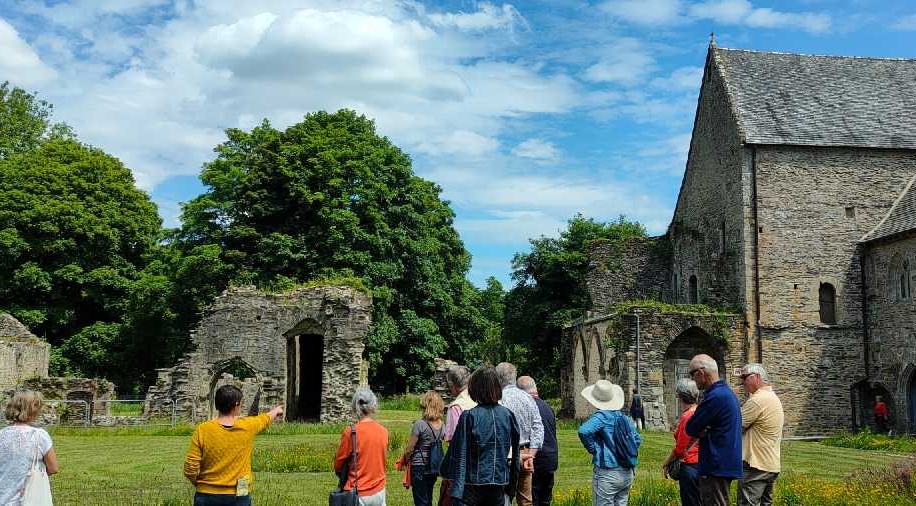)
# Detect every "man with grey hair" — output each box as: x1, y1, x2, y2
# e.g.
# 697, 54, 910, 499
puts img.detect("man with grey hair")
737, 363, 784, 506
517, 376, 557, 506
440, 365, 476, 506
685, 354, 742, 506
496, 362, 543, 506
